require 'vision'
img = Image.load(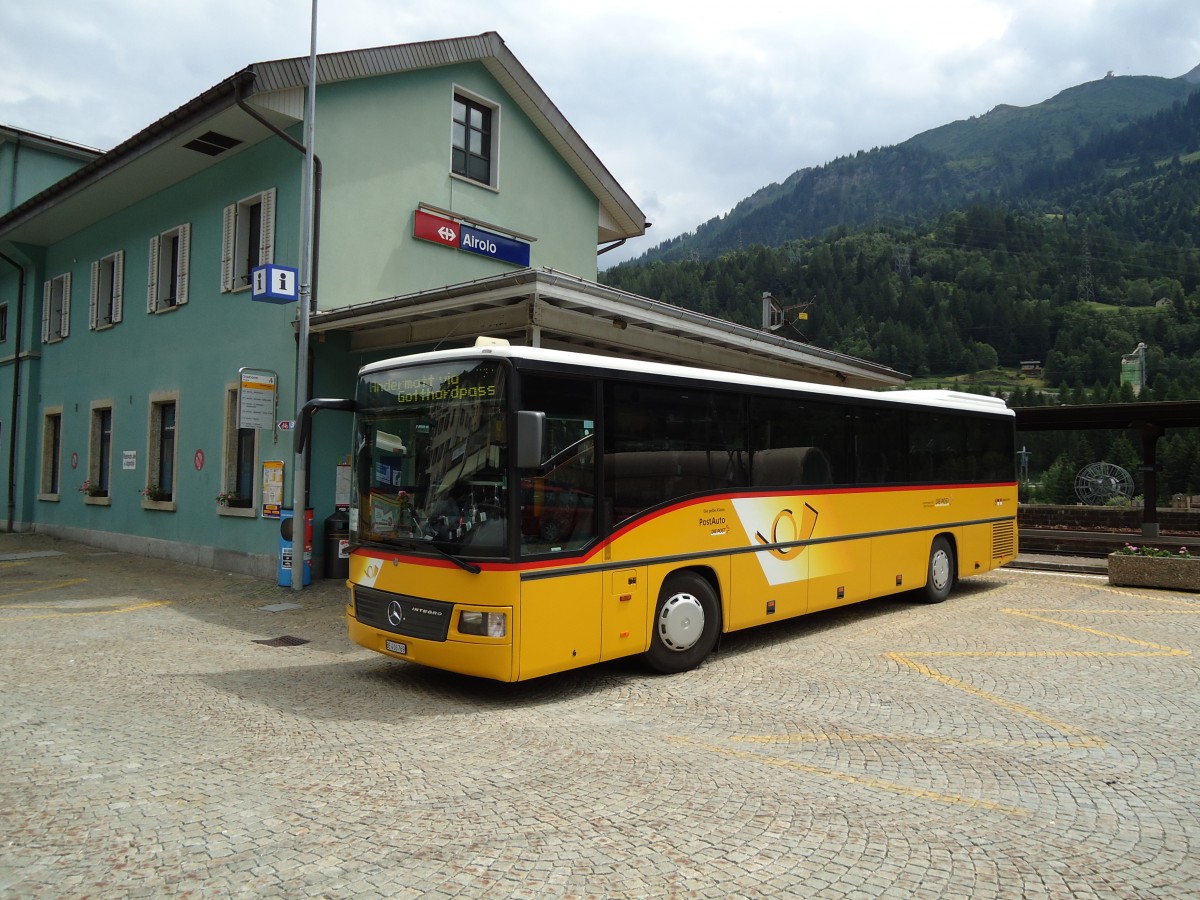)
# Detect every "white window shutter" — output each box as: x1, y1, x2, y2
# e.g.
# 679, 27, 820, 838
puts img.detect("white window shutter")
59, 273, 71, 338
89, 261, 100, 330
221, 203, 236, 292
41, 280, 51, 343
147, 235, 160, 313
112, 251, 125, 323
258, 187, 276, 265
176, 223, 191, 306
